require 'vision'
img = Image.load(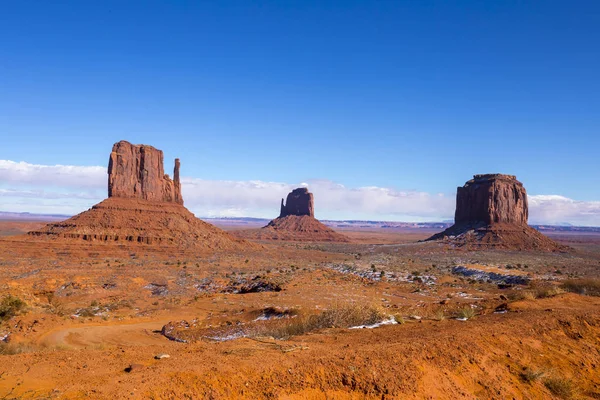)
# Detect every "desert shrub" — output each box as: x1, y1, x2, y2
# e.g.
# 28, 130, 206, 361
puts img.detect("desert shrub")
0, 295, 27, 320
434, 310, 446, 321
0, 342, 35, 355
561, 279, 600, 297
511, 282, 563, 300
251, 303, 387, 339
76, 307, 97, 318
530, 282, 564, 299
544, 377, 575, 399
458, 306, 476, 320
520, 367, 544, 383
